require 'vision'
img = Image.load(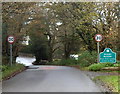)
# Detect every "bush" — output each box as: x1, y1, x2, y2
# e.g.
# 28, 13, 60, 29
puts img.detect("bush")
113, 64, 120, 67
47, 51, 97, 67
46, 59, 61, 65
47, 58, 78, 66
48, 51, 97, 67
116, 61, 120, 64
89, 63, 106, 71
58, 59, 78, 66
78, 51, 97, 67
88, 63, 114, 71
0, 65, 8, 71
103, 62, 114, 67
2, 56, 9, 65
